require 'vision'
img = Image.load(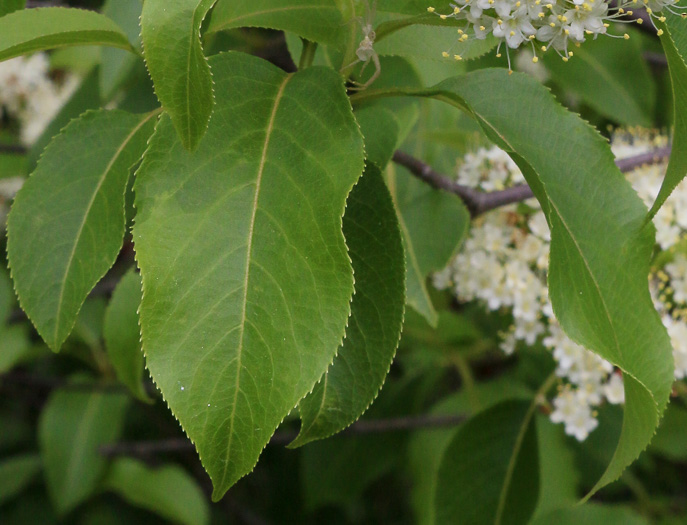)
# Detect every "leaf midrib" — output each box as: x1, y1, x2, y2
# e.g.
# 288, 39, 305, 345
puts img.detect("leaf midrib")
210, 4, 339, 33
52, 111, 157, 348
219, 73, 293, 489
